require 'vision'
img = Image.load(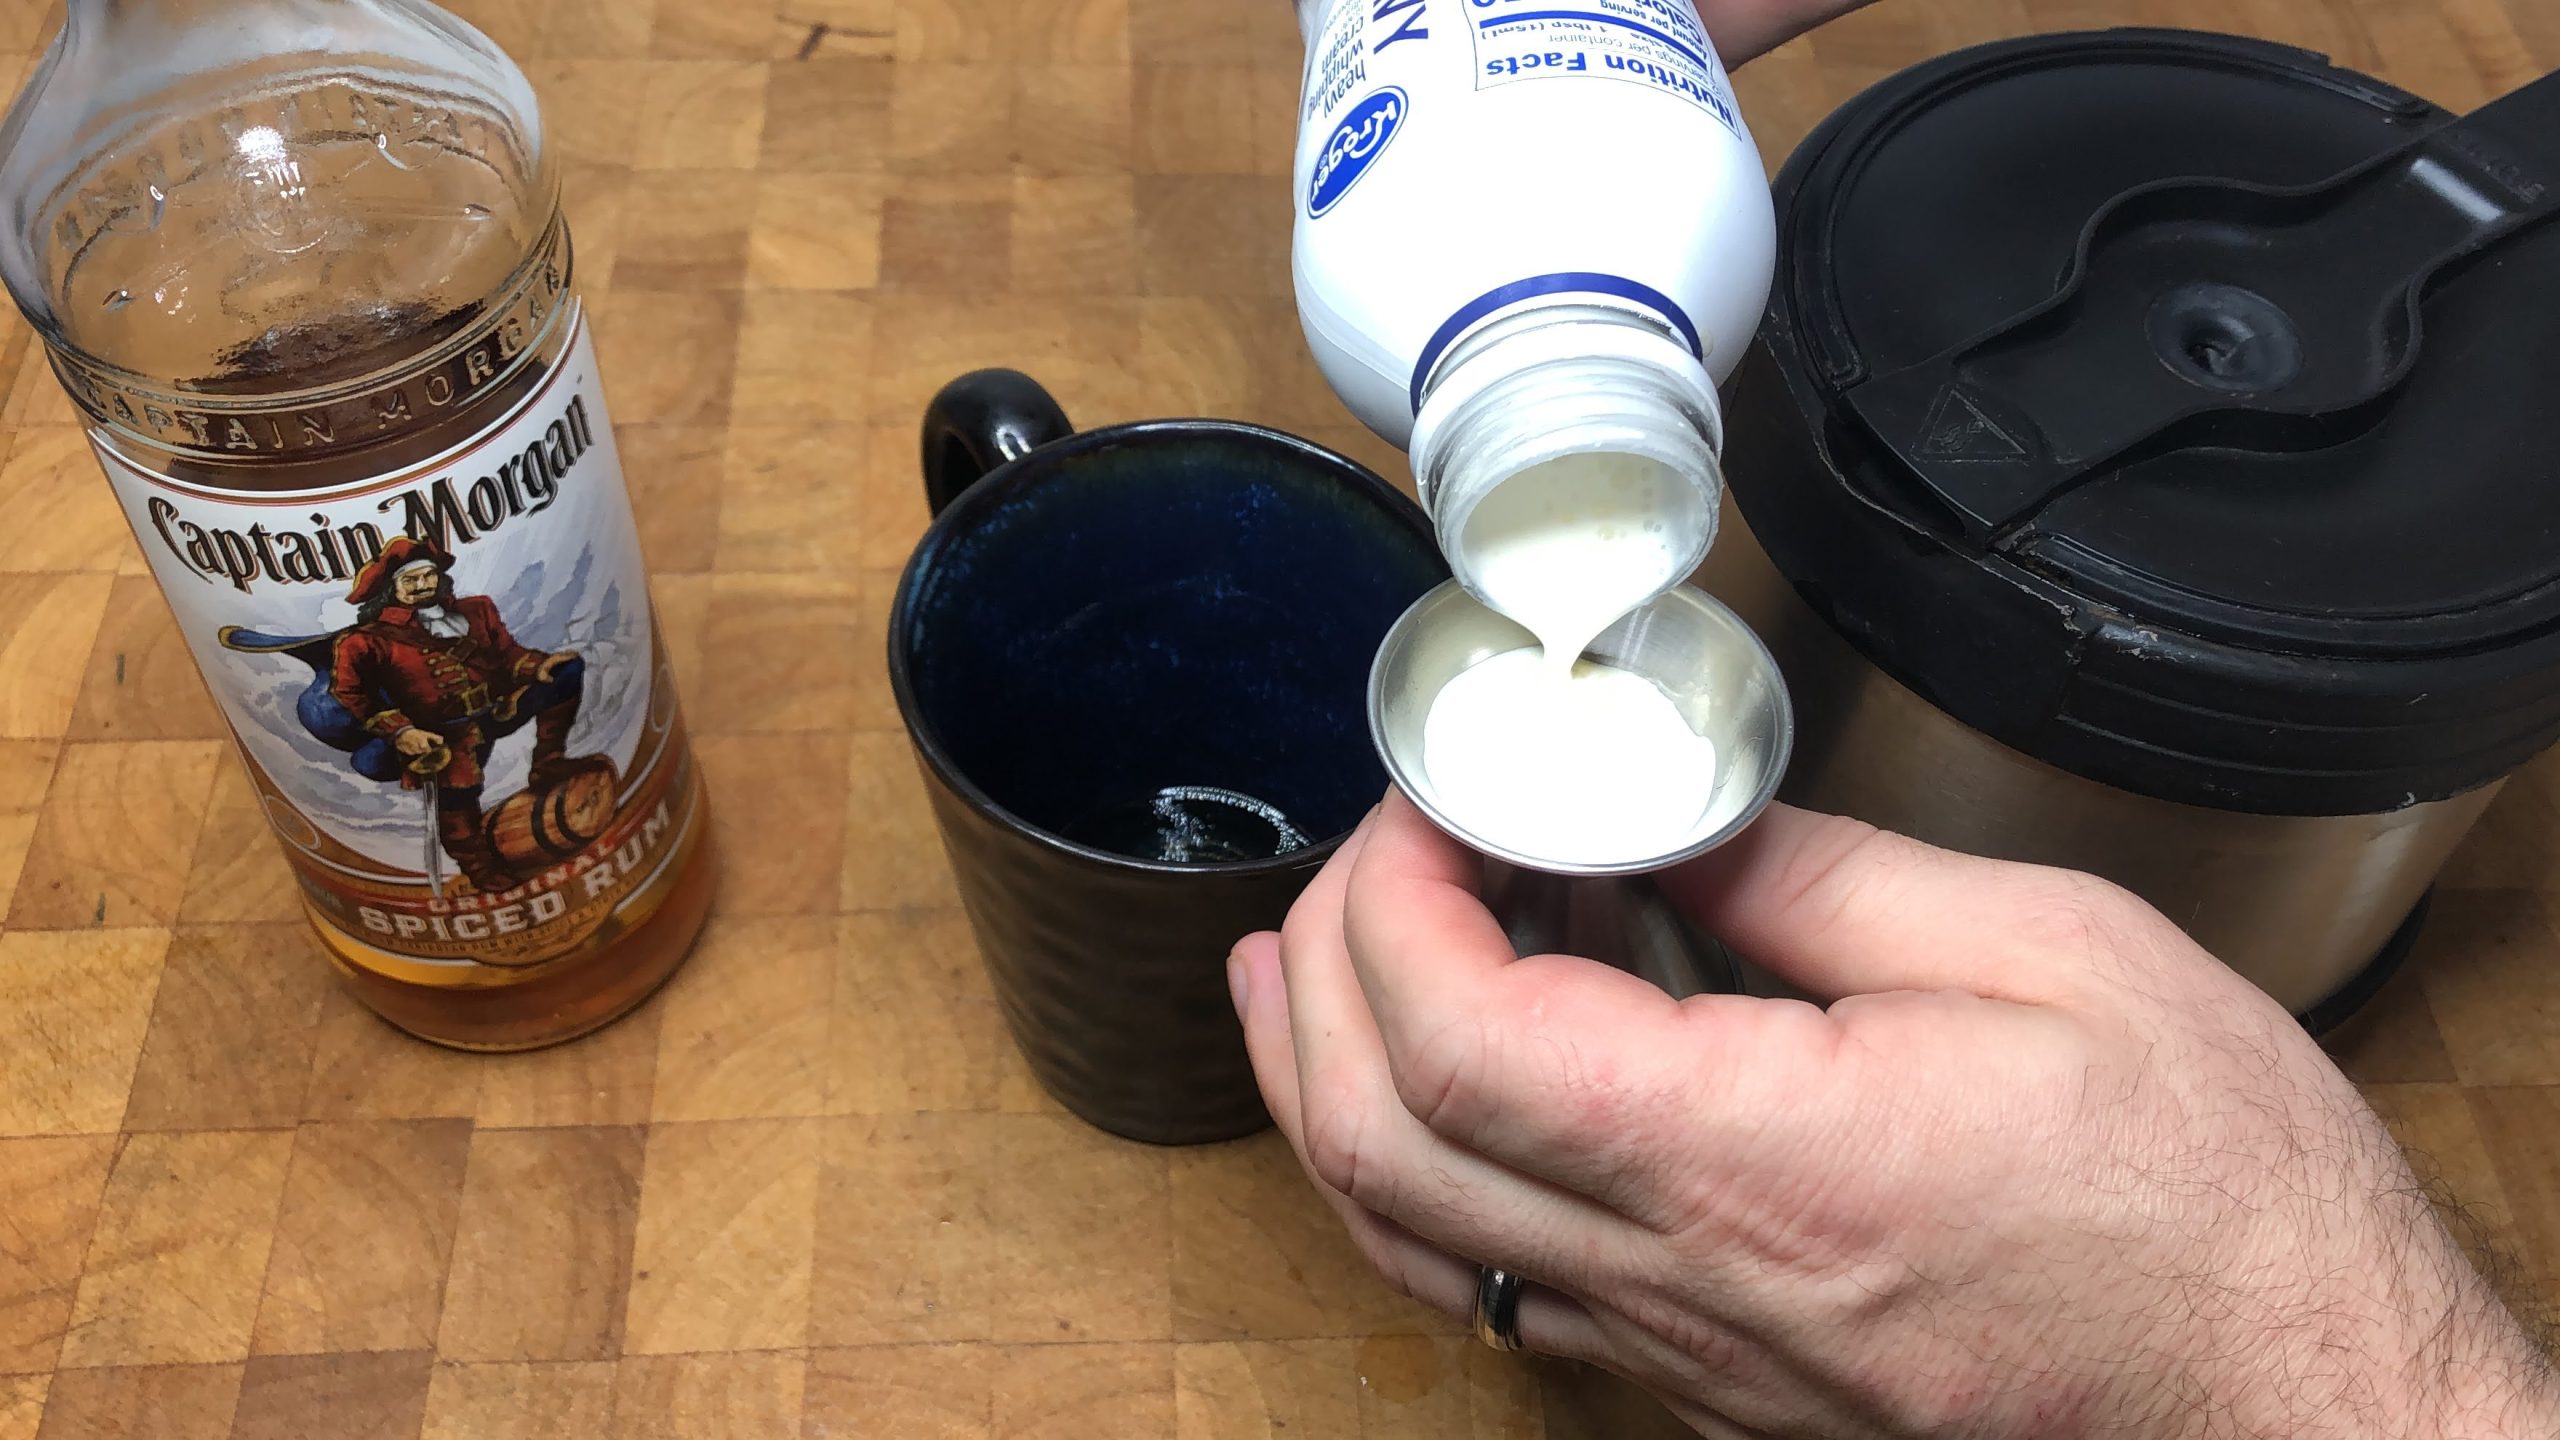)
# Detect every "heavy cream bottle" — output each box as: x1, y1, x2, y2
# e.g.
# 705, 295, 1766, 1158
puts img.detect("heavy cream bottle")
0, 0, 716, 1051
1290, 0, 1776, 628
